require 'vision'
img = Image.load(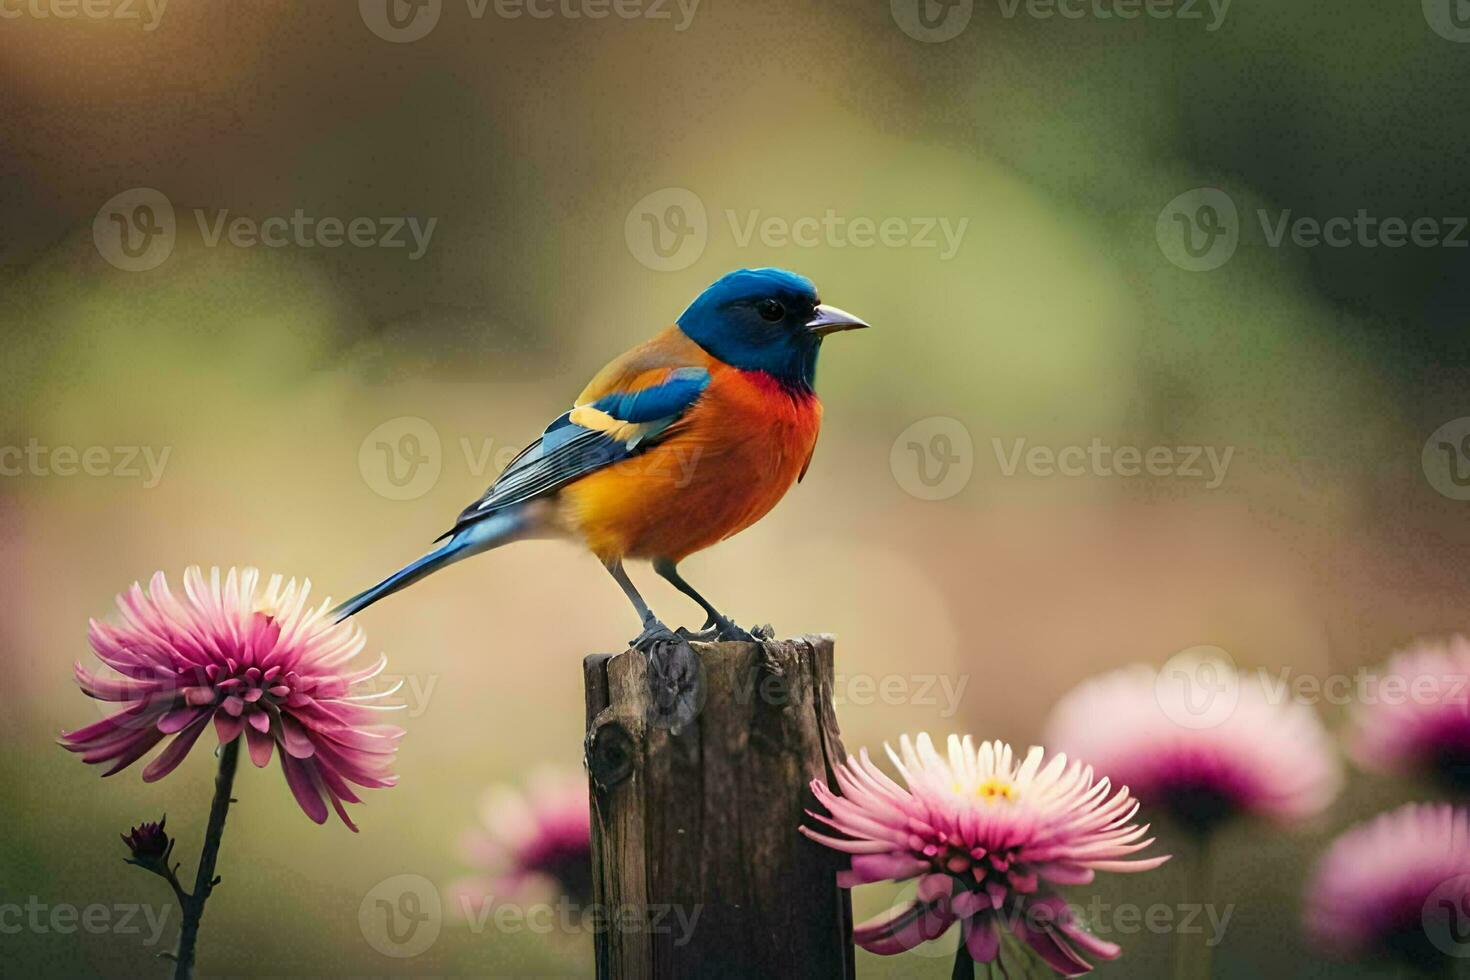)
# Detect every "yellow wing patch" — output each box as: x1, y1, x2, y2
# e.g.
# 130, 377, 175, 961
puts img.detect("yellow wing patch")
567, 405, 650, 443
